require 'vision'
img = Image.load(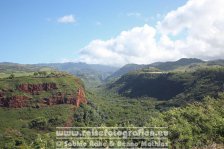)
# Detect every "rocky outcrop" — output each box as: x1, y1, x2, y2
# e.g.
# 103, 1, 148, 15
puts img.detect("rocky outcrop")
0, 93, 30, 108
43, 88, 87, 107
0, 87, 87, 108
18, 83, 57, 94
75, 88, 87, 107
43, 92, 76, 105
